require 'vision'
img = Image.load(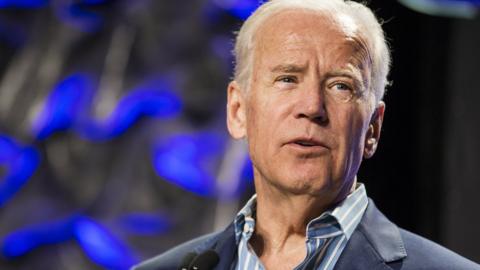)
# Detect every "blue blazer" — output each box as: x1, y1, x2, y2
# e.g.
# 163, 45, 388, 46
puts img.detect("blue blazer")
133, 200, 480, 270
